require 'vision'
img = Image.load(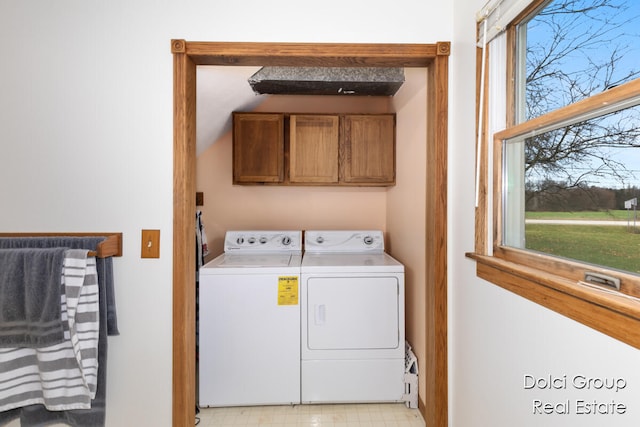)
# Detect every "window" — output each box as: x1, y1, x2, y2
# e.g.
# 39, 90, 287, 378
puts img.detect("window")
472, 0, 640, 349
517, 0, 640, 120
504, 102, 640, 272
